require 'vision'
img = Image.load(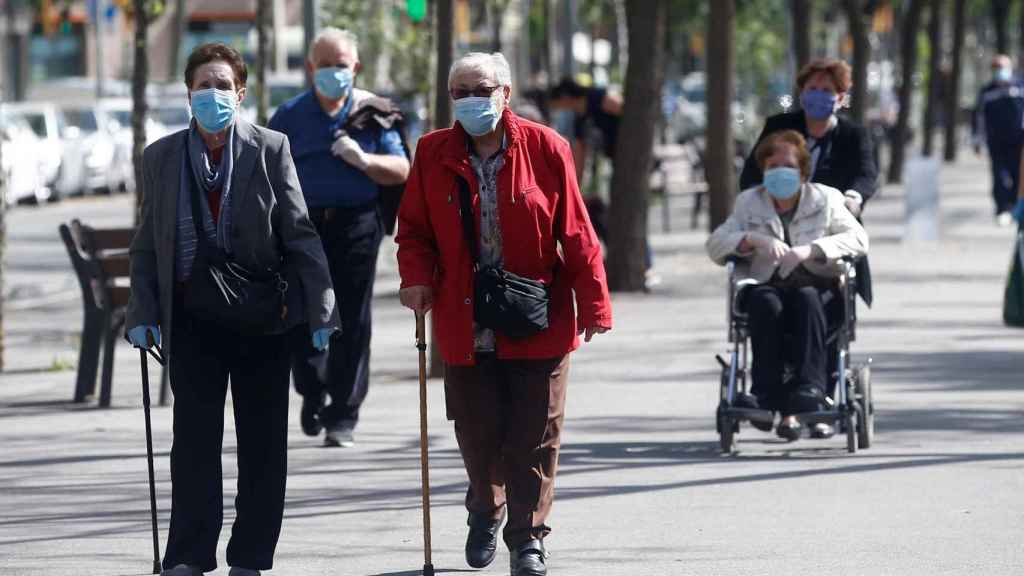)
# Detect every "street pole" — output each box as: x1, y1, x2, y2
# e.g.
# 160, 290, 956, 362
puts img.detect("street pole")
94, 0, 106, 99
303, 0, 320, 86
